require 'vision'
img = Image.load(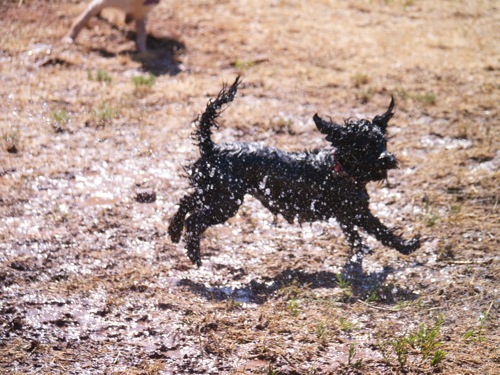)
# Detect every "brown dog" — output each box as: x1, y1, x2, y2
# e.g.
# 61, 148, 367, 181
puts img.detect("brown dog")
63, 0, 160, 53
